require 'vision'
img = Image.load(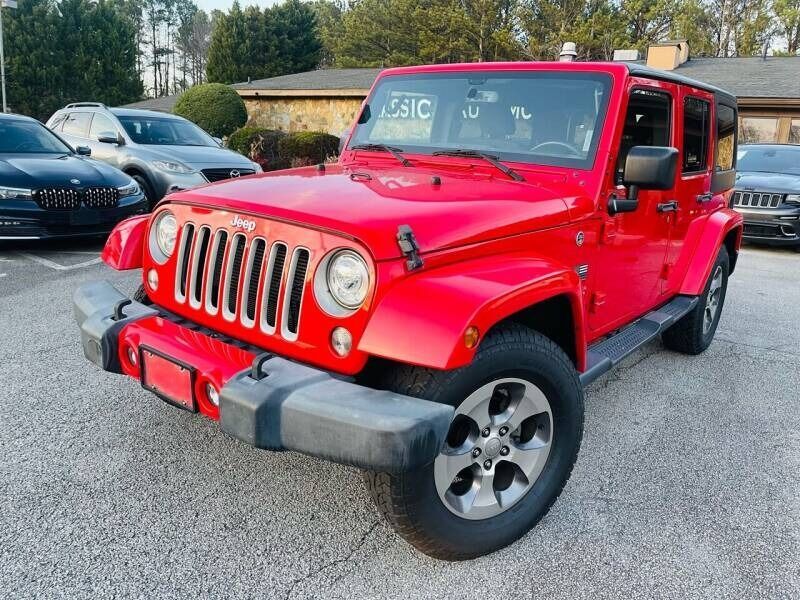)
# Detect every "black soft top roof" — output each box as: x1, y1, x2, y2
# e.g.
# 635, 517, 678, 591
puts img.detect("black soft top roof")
627, 64, 738, 106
